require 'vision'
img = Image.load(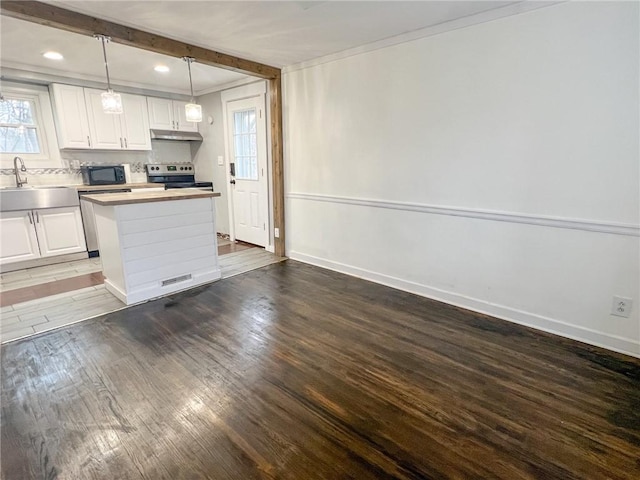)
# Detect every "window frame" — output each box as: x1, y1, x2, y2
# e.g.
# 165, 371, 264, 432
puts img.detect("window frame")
0, 83, 61, 167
